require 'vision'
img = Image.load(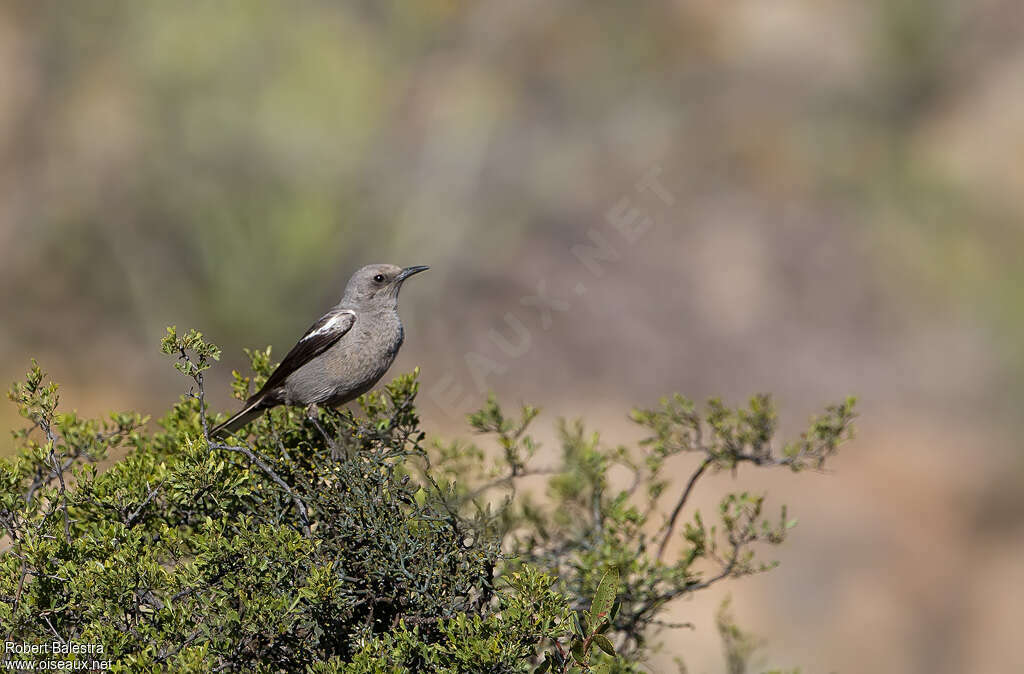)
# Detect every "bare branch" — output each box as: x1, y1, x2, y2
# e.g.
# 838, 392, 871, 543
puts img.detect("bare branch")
656, 457, 711, 561
125, 481, 164, 526
210, 441, 311, 538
